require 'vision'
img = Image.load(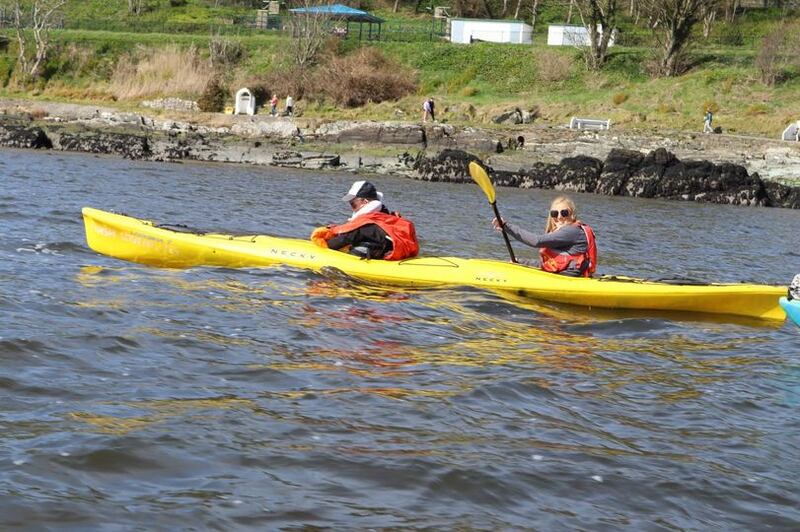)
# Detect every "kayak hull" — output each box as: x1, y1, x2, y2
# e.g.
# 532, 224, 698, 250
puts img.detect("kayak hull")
82, 207, 786, 321
779, 297, 800, 327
